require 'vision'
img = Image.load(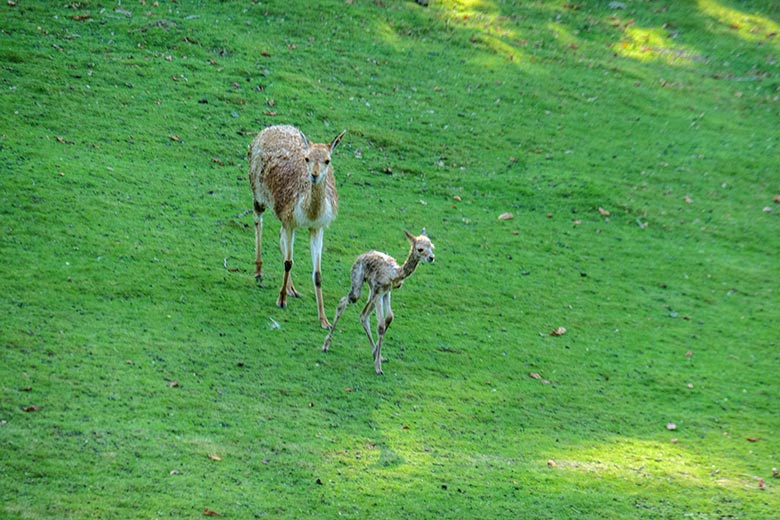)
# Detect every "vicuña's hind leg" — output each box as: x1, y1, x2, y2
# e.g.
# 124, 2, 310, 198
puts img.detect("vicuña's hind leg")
322, 295, 350, 351
253, 201, 265, 282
